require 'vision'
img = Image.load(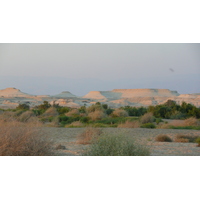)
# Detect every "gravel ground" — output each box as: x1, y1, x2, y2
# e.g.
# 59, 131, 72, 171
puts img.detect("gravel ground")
43, 127, 200, 156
